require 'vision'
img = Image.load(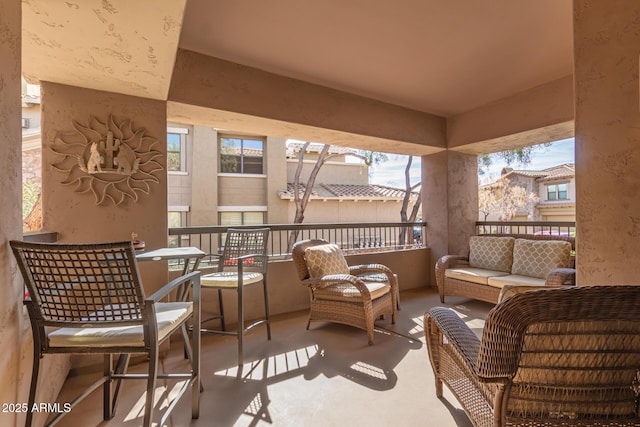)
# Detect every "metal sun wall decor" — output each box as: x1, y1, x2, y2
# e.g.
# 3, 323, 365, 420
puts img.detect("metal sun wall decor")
50, 115, 164, 206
